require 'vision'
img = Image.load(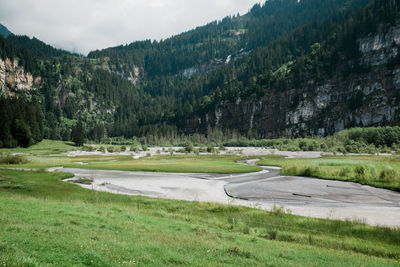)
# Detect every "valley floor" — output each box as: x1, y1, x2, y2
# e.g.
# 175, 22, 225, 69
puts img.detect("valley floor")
1, 168, 399, 266
60, 163, 400, 227
1, 141, 400, 266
